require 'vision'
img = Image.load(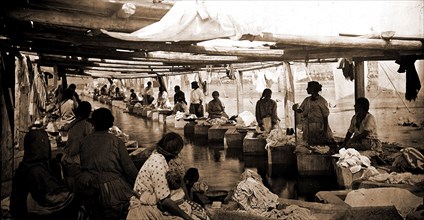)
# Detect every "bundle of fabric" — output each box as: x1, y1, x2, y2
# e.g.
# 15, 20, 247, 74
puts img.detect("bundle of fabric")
109, 125, 129, 142
232, 169, 279, 214
361, 166, 424, 186
232, 169, 316, 219
392, 147, 424, 171
265, 127, 295, 150
134, 102, 142, 108
175, 111, 186, 120
236, 111, 256, 127
333, 148, 371, 173
207, 117, 228, 125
